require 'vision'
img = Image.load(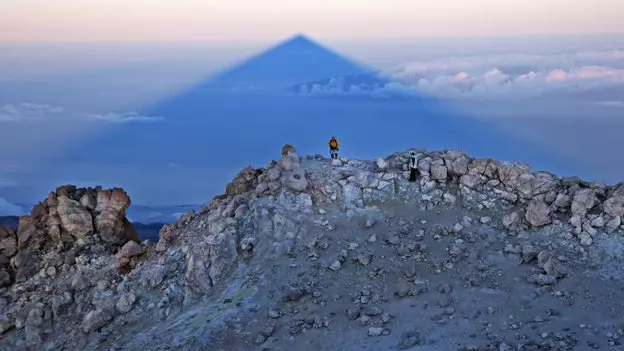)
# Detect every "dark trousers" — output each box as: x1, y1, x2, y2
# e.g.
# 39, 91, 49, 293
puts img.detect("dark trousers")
330, 148, 338, 159
409, 168, 419, 182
